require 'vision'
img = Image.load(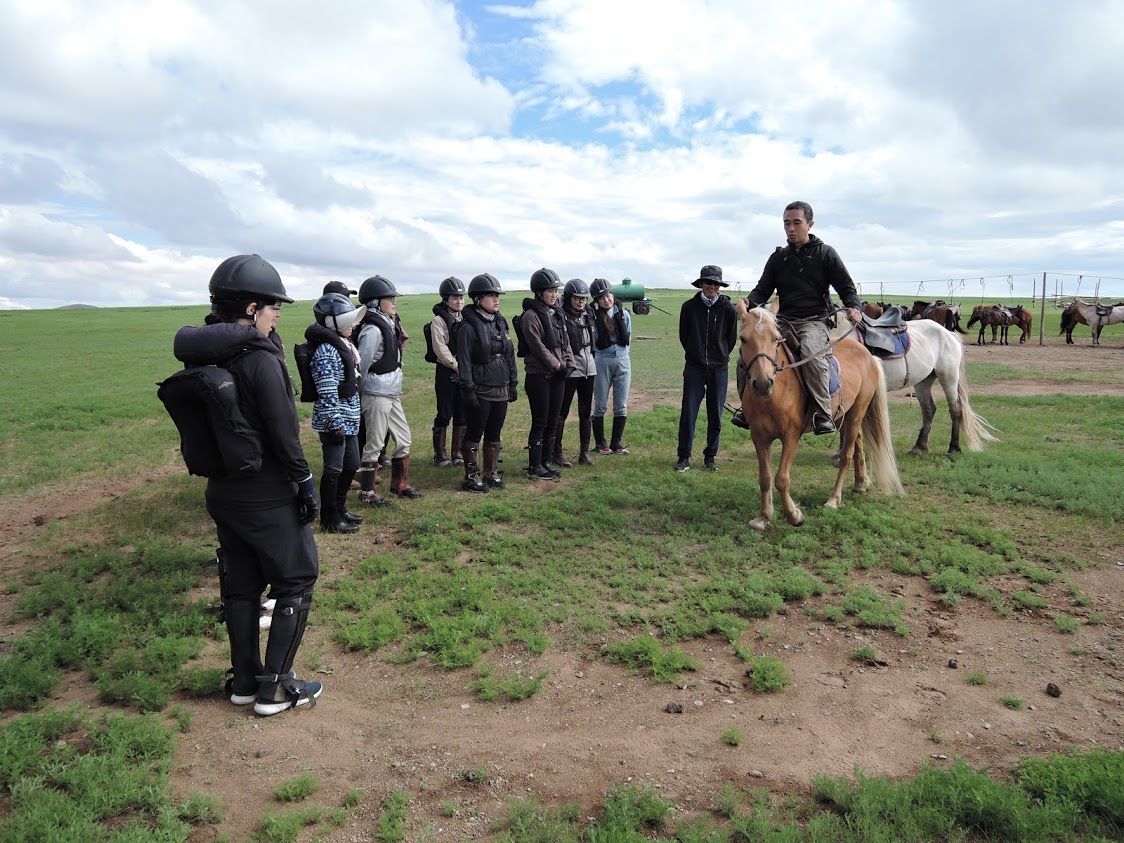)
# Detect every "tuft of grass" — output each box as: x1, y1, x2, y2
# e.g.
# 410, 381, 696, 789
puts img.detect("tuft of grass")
851, 645, 879, 665
1054, 614, 1080, 634
603, 634, 699, 683
966, 672, 989, 686
744, 656, 793, 693
273, 772, 321, 803
472, 663, 550, 702
376, 790, 411, 843
721, 727, 744, 747
999, 695, 1026, 710
254, 806, 323, 842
